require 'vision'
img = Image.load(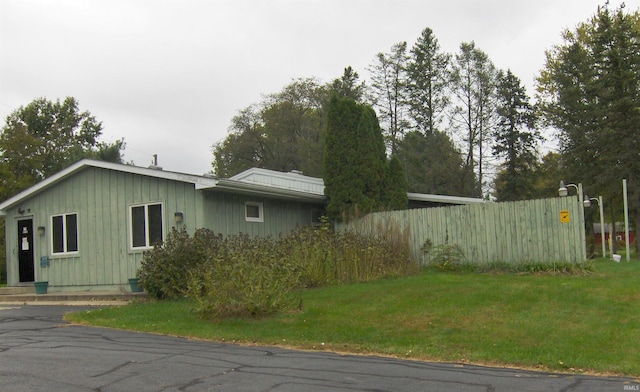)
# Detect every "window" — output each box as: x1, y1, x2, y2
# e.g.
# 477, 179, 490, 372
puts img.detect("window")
51, 213, 78, 254
130, 203, 164, 249
245, 202, 263, 222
